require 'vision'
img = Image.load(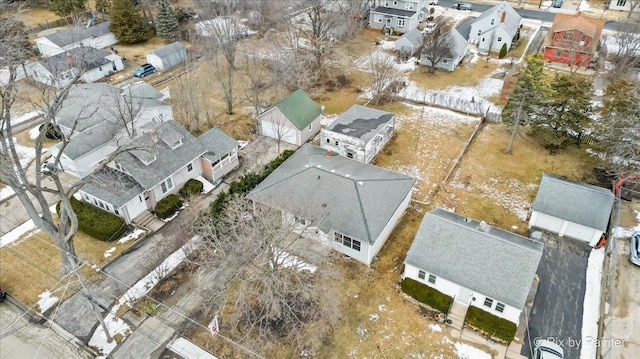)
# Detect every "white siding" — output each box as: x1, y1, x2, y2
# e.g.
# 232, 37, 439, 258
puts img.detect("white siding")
529, 211, 563, 232
146, 53, 164, 70
35, 38, 63, 57
150, 157, 202, 207
530, 210, 602, 245
320, 130, 366, 161
367, 189, 412, 264
122, 193, 148, 223
469, 292, 521, 324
